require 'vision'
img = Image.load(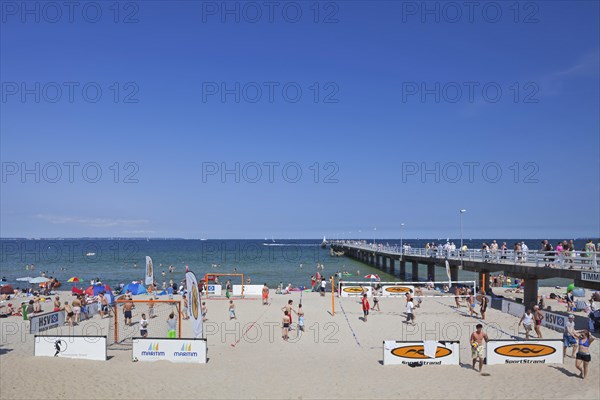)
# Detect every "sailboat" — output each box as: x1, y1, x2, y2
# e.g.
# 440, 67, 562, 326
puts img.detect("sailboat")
321, 236, 328, 248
